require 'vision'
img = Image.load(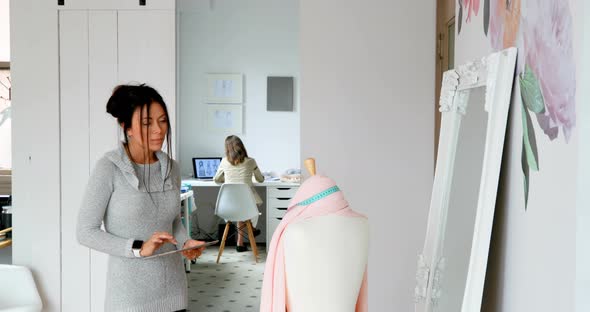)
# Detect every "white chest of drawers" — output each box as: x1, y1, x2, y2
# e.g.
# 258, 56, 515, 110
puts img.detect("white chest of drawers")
266, 185, 299, 250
